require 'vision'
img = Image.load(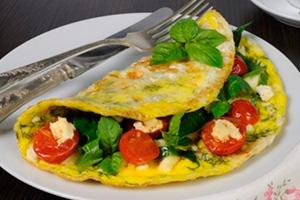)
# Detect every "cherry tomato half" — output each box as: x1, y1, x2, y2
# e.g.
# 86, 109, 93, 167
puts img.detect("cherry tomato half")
119, 129, 160, 165
231, 55, 248, 76
228, 99, 259, 125
201, 117, 246, 156
33, 124, 79, 164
